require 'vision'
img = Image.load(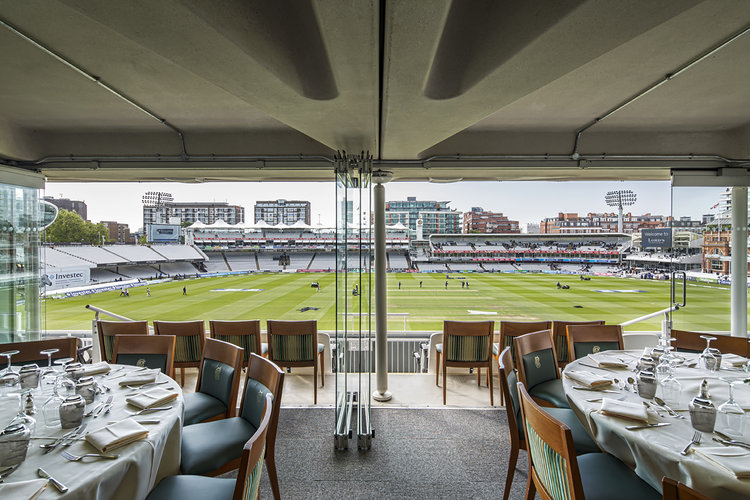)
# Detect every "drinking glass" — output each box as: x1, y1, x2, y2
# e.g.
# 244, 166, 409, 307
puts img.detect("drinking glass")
0, 370, 20, 398
39, 348, 60, 396
717, 377, 745, 438
0, 349, 20, 375
42, 375, 70, 428
699, 335, 720, 373
9, 389, 36, 434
